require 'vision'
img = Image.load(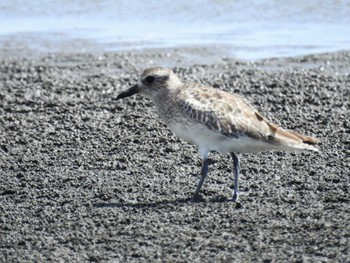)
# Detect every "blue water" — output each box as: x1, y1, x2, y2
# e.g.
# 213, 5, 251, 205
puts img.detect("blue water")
0, 0, 349, 59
